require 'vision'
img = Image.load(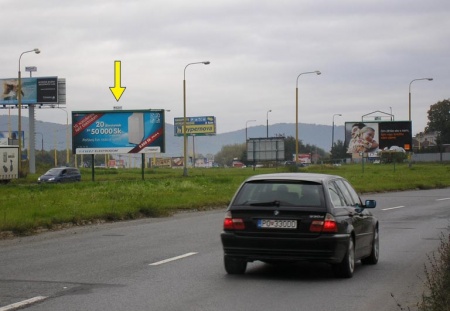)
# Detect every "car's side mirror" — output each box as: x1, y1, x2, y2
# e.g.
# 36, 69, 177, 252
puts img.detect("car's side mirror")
355, 199, 376, 213
364, 199, 376, 209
